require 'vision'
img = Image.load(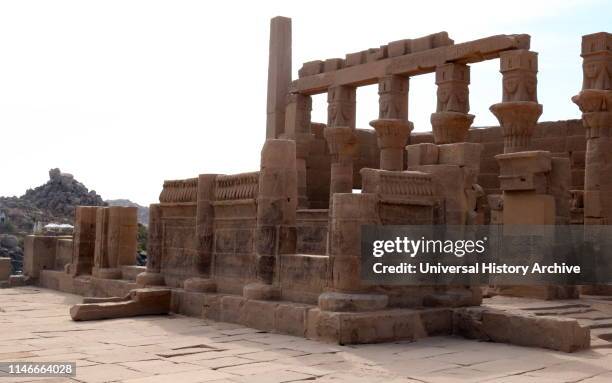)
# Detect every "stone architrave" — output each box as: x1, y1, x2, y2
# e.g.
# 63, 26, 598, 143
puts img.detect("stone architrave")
431, 63, 474, 144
